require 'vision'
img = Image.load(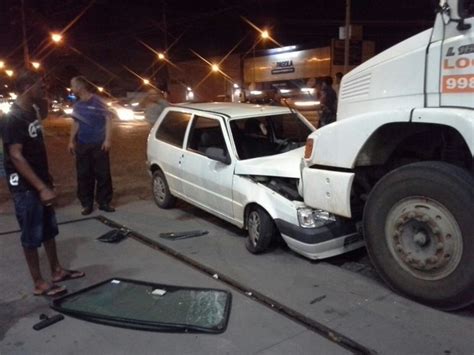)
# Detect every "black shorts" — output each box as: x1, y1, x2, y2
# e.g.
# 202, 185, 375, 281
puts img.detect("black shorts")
13, 190, 58, 249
